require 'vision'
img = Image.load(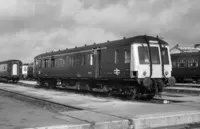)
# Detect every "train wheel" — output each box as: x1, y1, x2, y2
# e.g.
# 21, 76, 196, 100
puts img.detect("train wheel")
127, 88, 138, 100
49, 80, 57, 89
107, 90, 112, 97
75, 82, 81, 90
168, 77, 176, 86
85, 83, 91, 91
13, 80, 18, 84
156, 79, 165, 92
37, 80, 45, 87
197, 79, 200, 84
146, 93, 155, 100
102, 85, 109, 93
